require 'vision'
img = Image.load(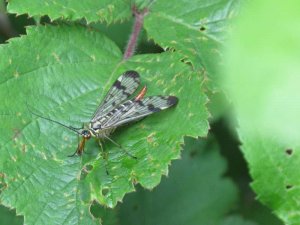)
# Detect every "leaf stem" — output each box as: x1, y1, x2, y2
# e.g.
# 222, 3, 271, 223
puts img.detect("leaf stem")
123, 5, 148, 60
